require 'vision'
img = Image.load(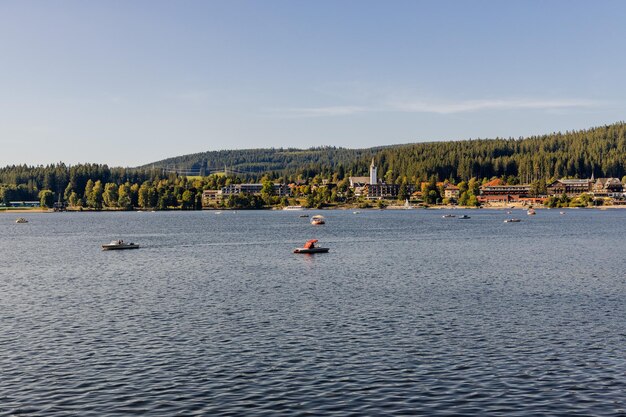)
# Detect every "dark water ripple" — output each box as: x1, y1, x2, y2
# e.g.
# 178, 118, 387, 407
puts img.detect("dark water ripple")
1, 209, 626, 415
